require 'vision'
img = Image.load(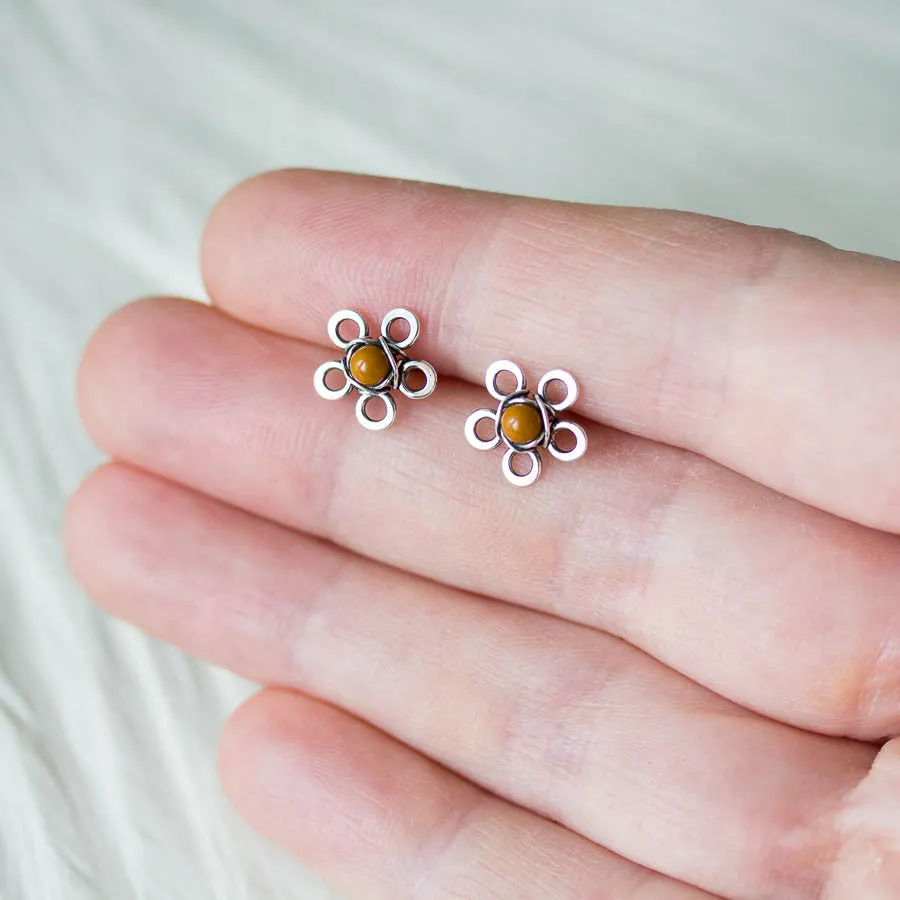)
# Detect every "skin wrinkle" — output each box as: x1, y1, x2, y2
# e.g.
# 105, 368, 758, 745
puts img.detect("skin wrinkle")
430, 195, 514, 377
507, 226, 643, 272
314, 384, 513, 575
468, 206, 822, 469
295, 552, 522, 766
296, 567, 617, 830
824, 739, 900, 899
692, 234, 784, 460
165, 476, 302, 663
507, 205, 714, 270
463, 206, 592, 367
72, 466, 307, 686
283, 533, 349, 689
771, 733, 900, 900
498, 630, 653, 819
614, 451, 710, 642
414, 656, 705, 898
259, 346, 339, 515
357, 396, 475, 511
202, 320, 348, 529
292, 182, 498, 384
759, 768, 849, 900
747, 743, 851, 900
598, 218, 704, 255
332, 565, 456, 692
648, 268, 720, 440
412, 790, 494, 900
430, 808, 618, 900
543, 420, 602, 620
850, 631, 900, 741
642, 224, 790, 446
475, 281, 584, 390
552, 432, 701, 638
315, 367, 365, 547
474, 206, 734, 446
